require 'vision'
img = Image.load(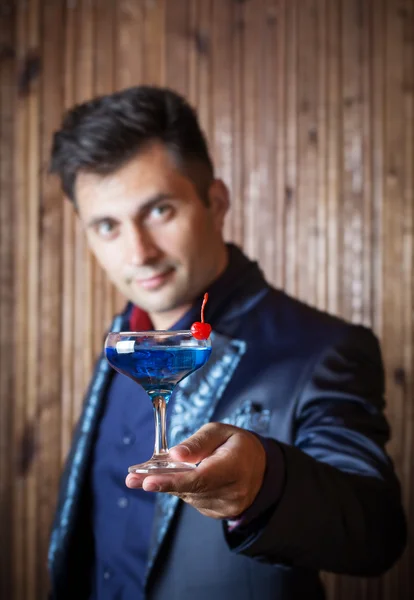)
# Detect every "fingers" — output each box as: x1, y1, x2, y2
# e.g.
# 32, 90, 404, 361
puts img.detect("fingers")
125, 423, 233, 490
126, 473, 147, 489
126, 452, 234, 495
124, 423, 267, 519
168, 422, 234, 464
125, 471, 189, 492
125, 423, 238, 494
